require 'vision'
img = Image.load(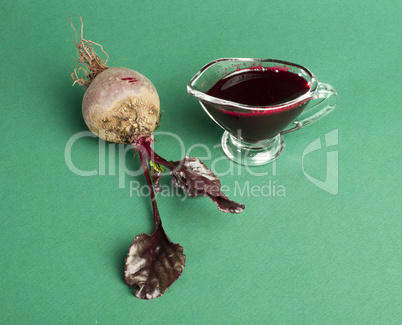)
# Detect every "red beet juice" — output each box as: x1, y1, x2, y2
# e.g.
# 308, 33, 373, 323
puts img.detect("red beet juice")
203, 68, 311, 142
